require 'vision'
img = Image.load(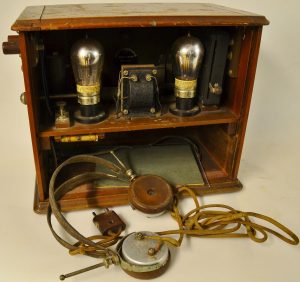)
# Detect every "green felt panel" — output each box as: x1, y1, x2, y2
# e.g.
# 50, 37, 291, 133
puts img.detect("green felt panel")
95, 144, 204, 188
